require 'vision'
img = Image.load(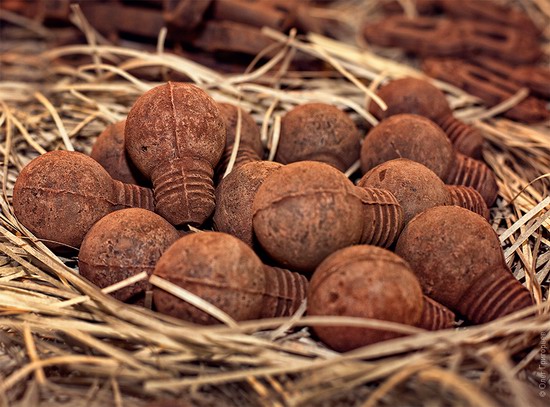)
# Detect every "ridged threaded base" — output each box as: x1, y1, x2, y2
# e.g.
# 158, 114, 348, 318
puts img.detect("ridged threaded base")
111, 180, 155, 211
445, 153, 498, 206
358, 187, 404, 248
151, 158, 215, 226
261, 265, 308, 318
457, 268, 533, 324
418, 295, 455, 330
438, 114, 483, 159
446, 185, 490, 220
